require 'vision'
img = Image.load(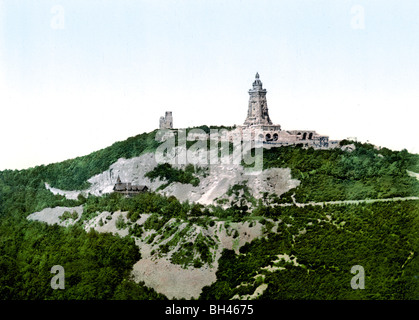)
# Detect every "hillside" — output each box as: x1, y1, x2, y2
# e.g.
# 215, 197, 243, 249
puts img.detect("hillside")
0, 127, 418, 299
